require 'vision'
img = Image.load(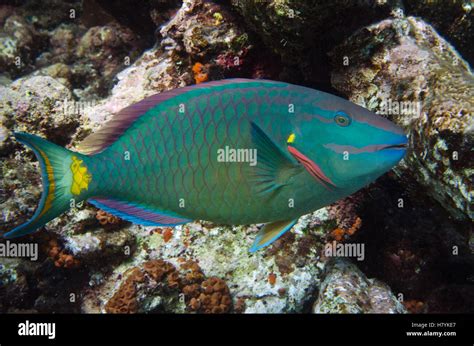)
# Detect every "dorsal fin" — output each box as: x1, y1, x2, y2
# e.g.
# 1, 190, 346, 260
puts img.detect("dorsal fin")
77, 79, 281, 155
